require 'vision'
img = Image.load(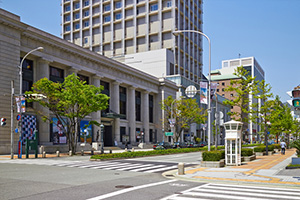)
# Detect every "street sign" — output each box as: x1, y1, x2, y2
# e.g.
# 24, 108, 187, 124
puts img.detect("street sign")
16, 114, 21, 121
185, 85, 197, 98
165, 132, 173, 136
168, 118, 175, 125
